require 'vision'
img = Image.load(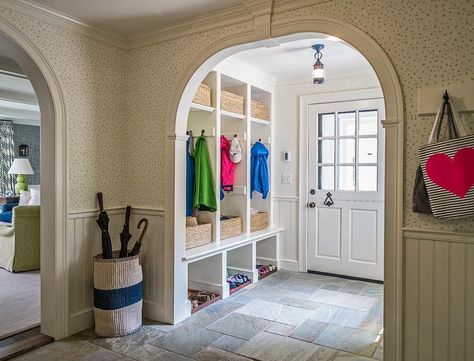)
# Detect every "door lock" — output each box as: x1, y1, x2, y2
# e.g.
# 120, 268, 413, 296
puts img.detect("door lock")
308, 202, 316, 208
